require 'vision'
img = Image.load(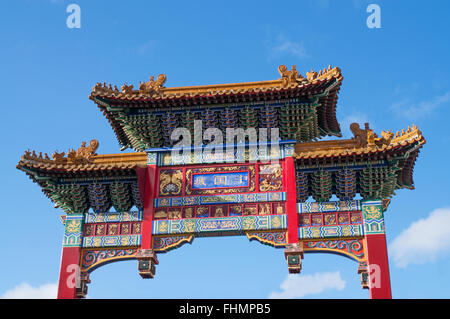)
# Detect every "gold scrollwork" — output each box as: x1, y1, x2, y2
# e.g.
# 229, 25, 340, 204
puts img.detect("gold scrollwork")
159, 169, 183, 196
